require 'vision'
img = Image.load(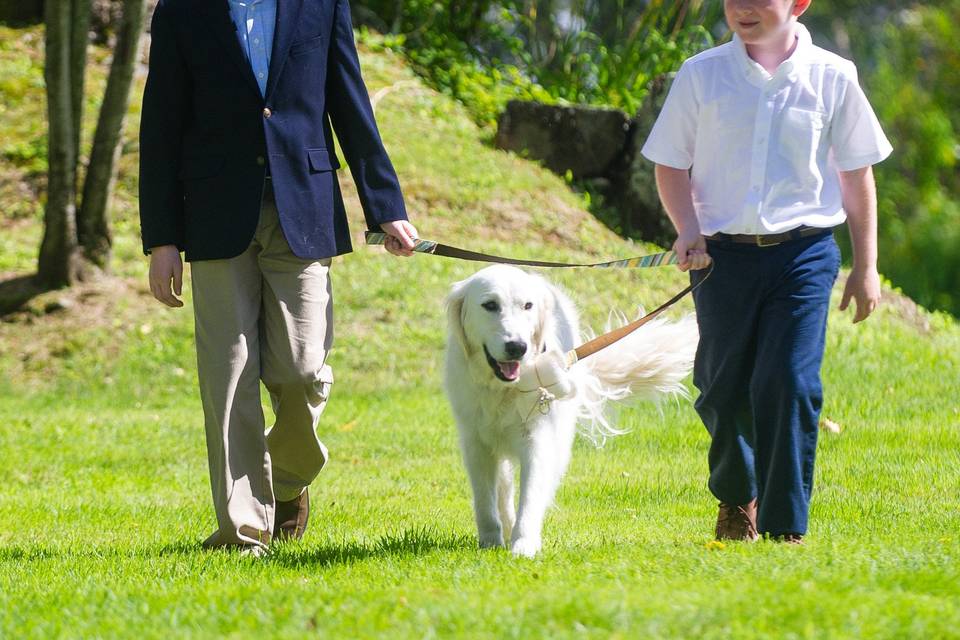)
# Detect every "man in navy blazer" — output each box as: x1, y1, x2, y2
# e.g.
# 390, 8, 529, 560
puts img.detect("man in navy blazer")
139, 0, 417, 556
